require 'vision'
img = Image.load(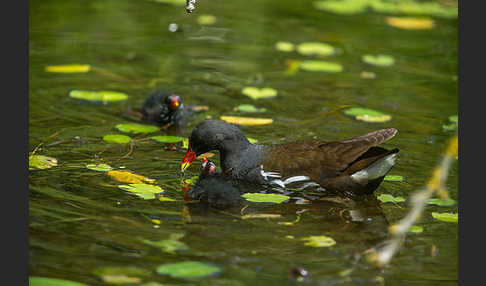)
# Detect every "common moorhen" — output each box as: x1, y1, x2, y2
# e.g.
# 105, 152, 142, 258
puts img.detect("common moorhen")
181, 120, 399, 198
